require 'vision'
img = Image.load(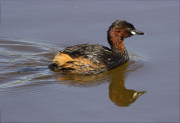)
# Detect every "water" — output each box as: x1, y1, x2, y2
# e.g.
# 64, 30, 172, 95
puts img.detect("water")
0, 1, 179, 122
